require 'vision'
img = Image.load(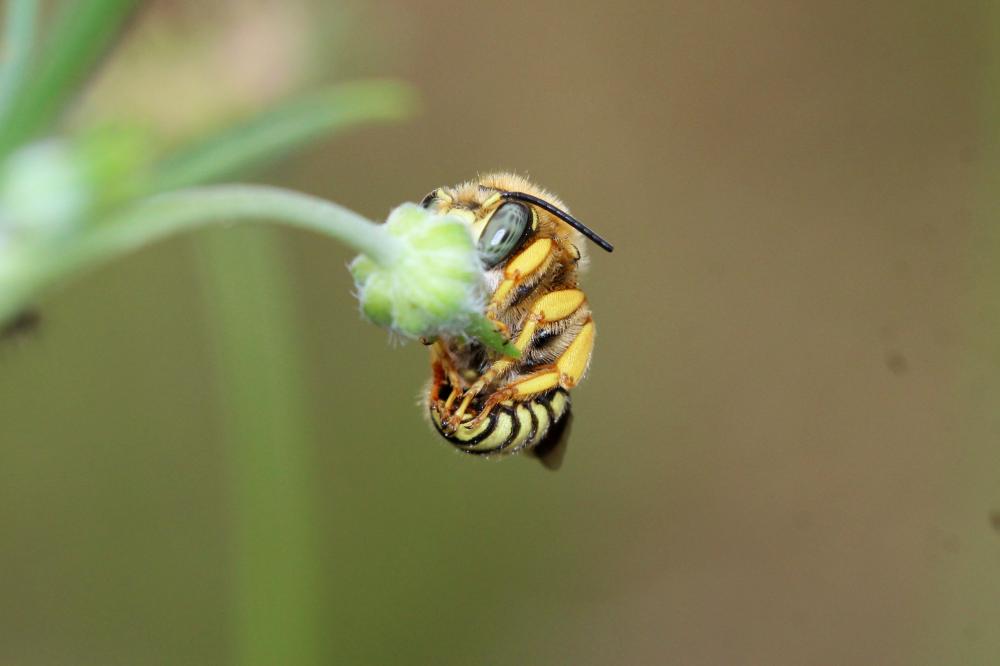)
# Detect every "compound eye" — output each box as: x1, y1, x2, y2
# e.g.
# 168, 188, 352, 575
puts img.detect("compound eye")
478, 202, 531, 267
